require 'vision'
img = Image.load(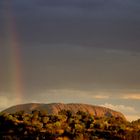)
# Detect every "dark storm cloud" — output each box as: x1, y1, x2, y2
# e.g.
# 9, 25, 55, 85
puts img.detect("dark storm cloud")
0, 0, 140, 97
1, 0, 140, 51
